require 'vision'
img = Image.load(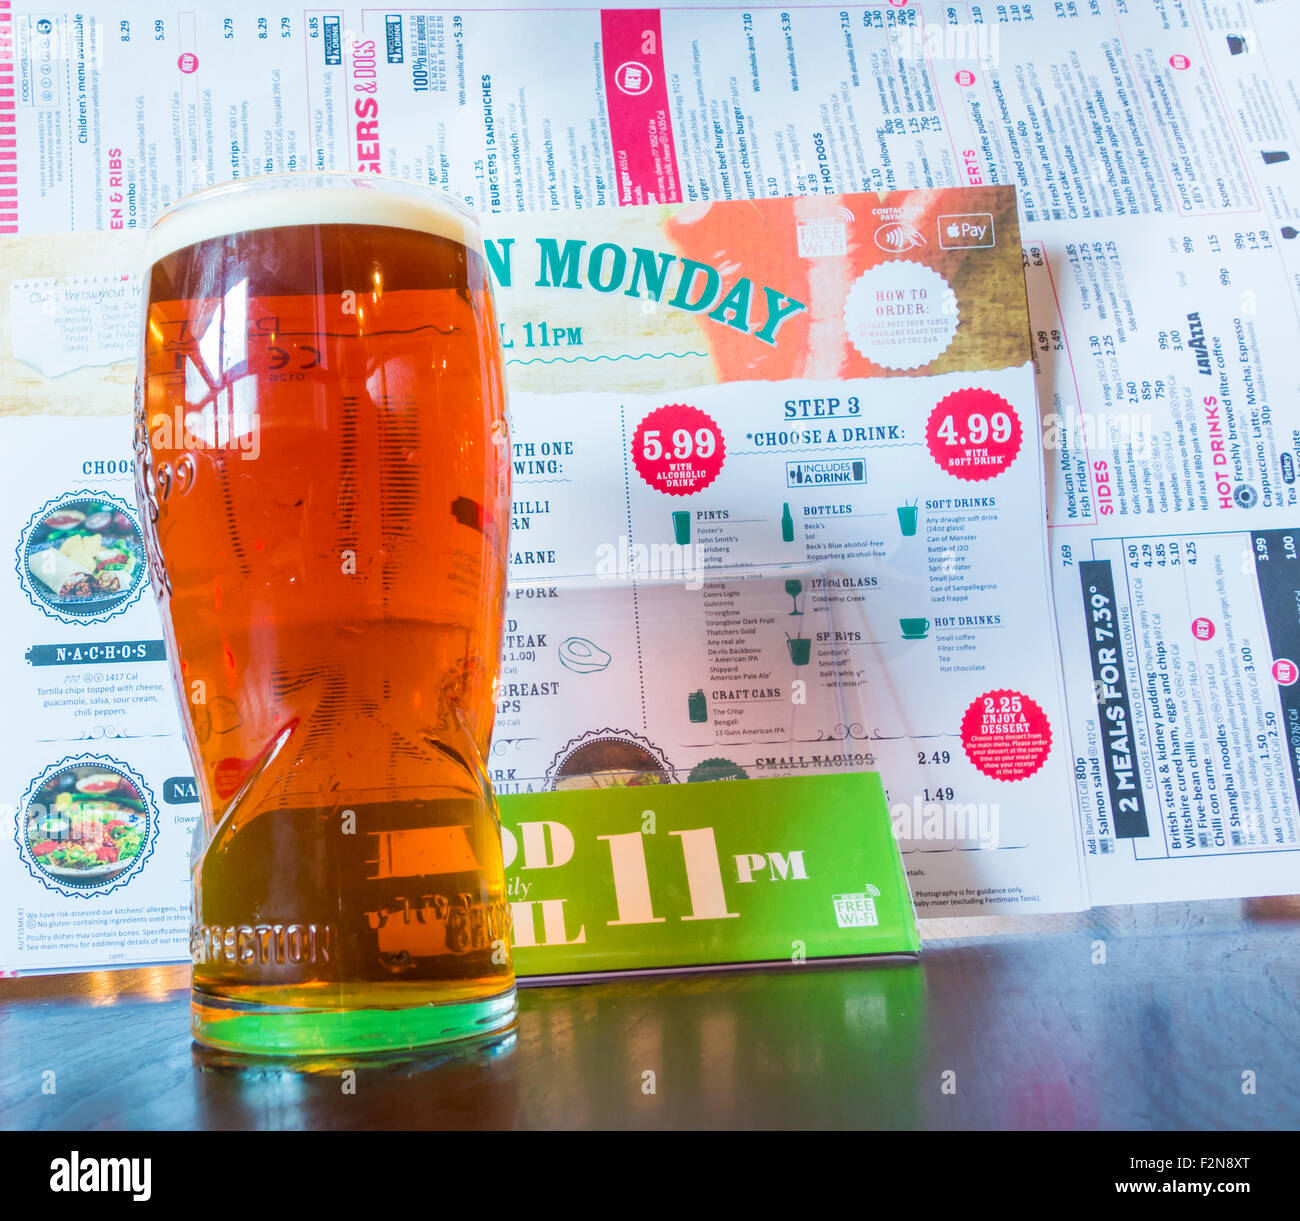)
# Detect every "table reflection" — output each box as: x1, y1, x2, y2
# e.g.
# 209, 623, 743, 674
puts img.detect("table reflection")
184, 960, 926, 1128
